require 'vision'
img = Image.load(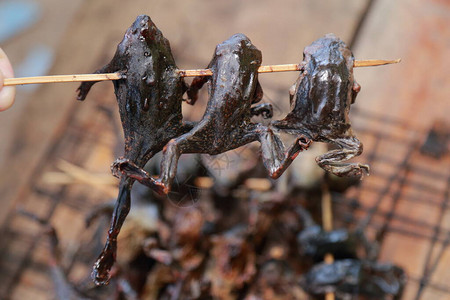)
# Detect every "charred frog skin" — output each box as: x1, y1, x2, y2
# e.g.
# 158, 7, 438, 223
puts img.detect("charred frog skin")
119, 34, 310, 195
296, 207, 378, 262
77, 15, 194, 285
300, 259, 407, 299
273, 34, 368, 178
